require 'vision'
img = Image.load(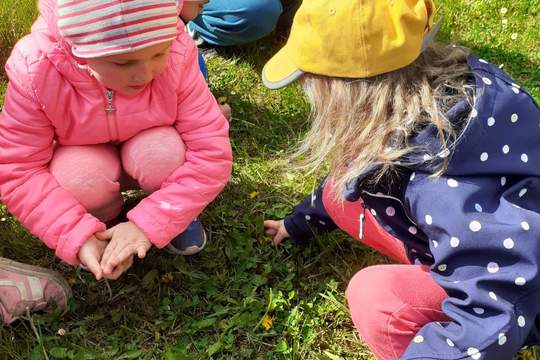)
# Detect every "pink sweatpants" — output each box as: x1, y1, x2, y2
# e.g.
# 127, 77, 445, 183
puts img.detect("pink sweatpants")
322, 183, 449, 360
49, 126, 186, 223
